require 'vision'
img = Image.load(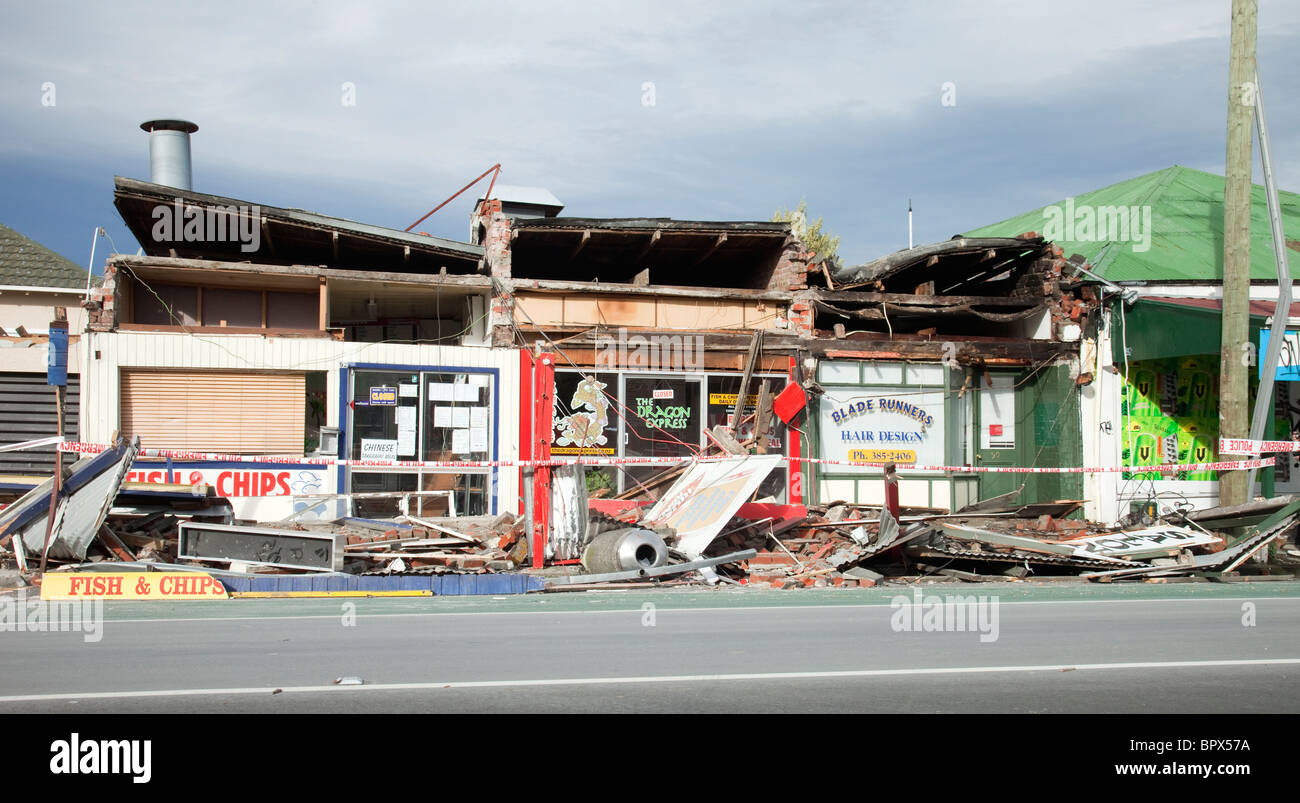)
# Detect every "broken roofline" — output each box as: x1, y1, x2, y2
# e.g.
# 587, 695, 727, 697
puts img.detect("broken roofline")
107, 253, 494, 289
113, 176, 485, 263
509, 217, 792, 235
833, 235, 1050, 294
518, 327, 1074, 365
